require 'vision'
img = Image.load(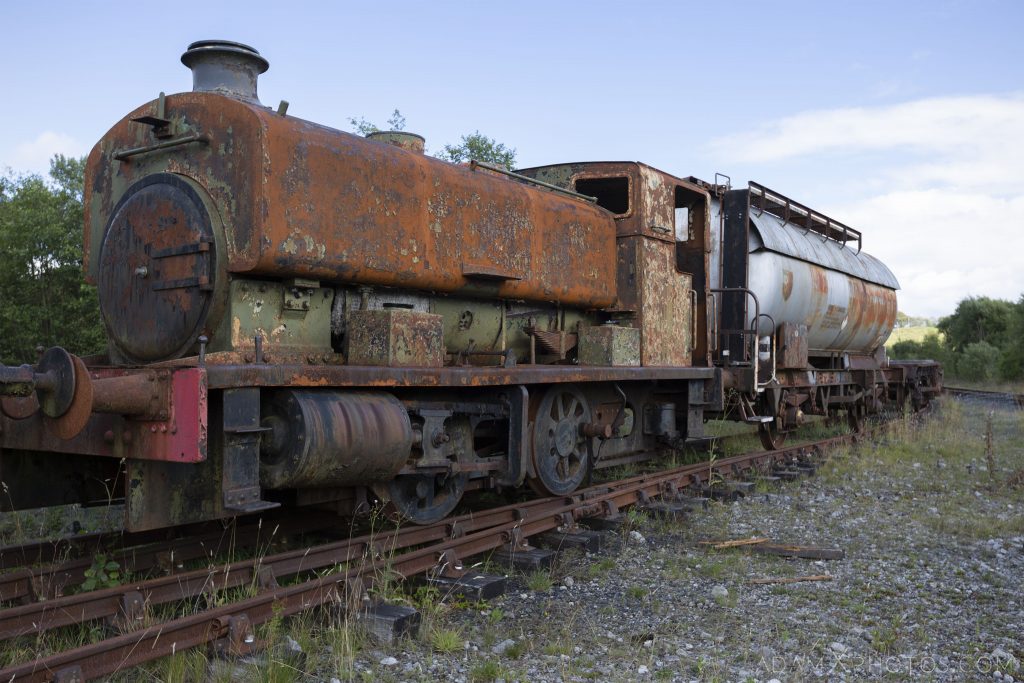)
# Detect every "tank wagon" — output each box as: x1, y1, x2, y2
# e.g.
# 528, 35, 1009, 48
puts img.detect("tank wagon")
0, 41, 940, 531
